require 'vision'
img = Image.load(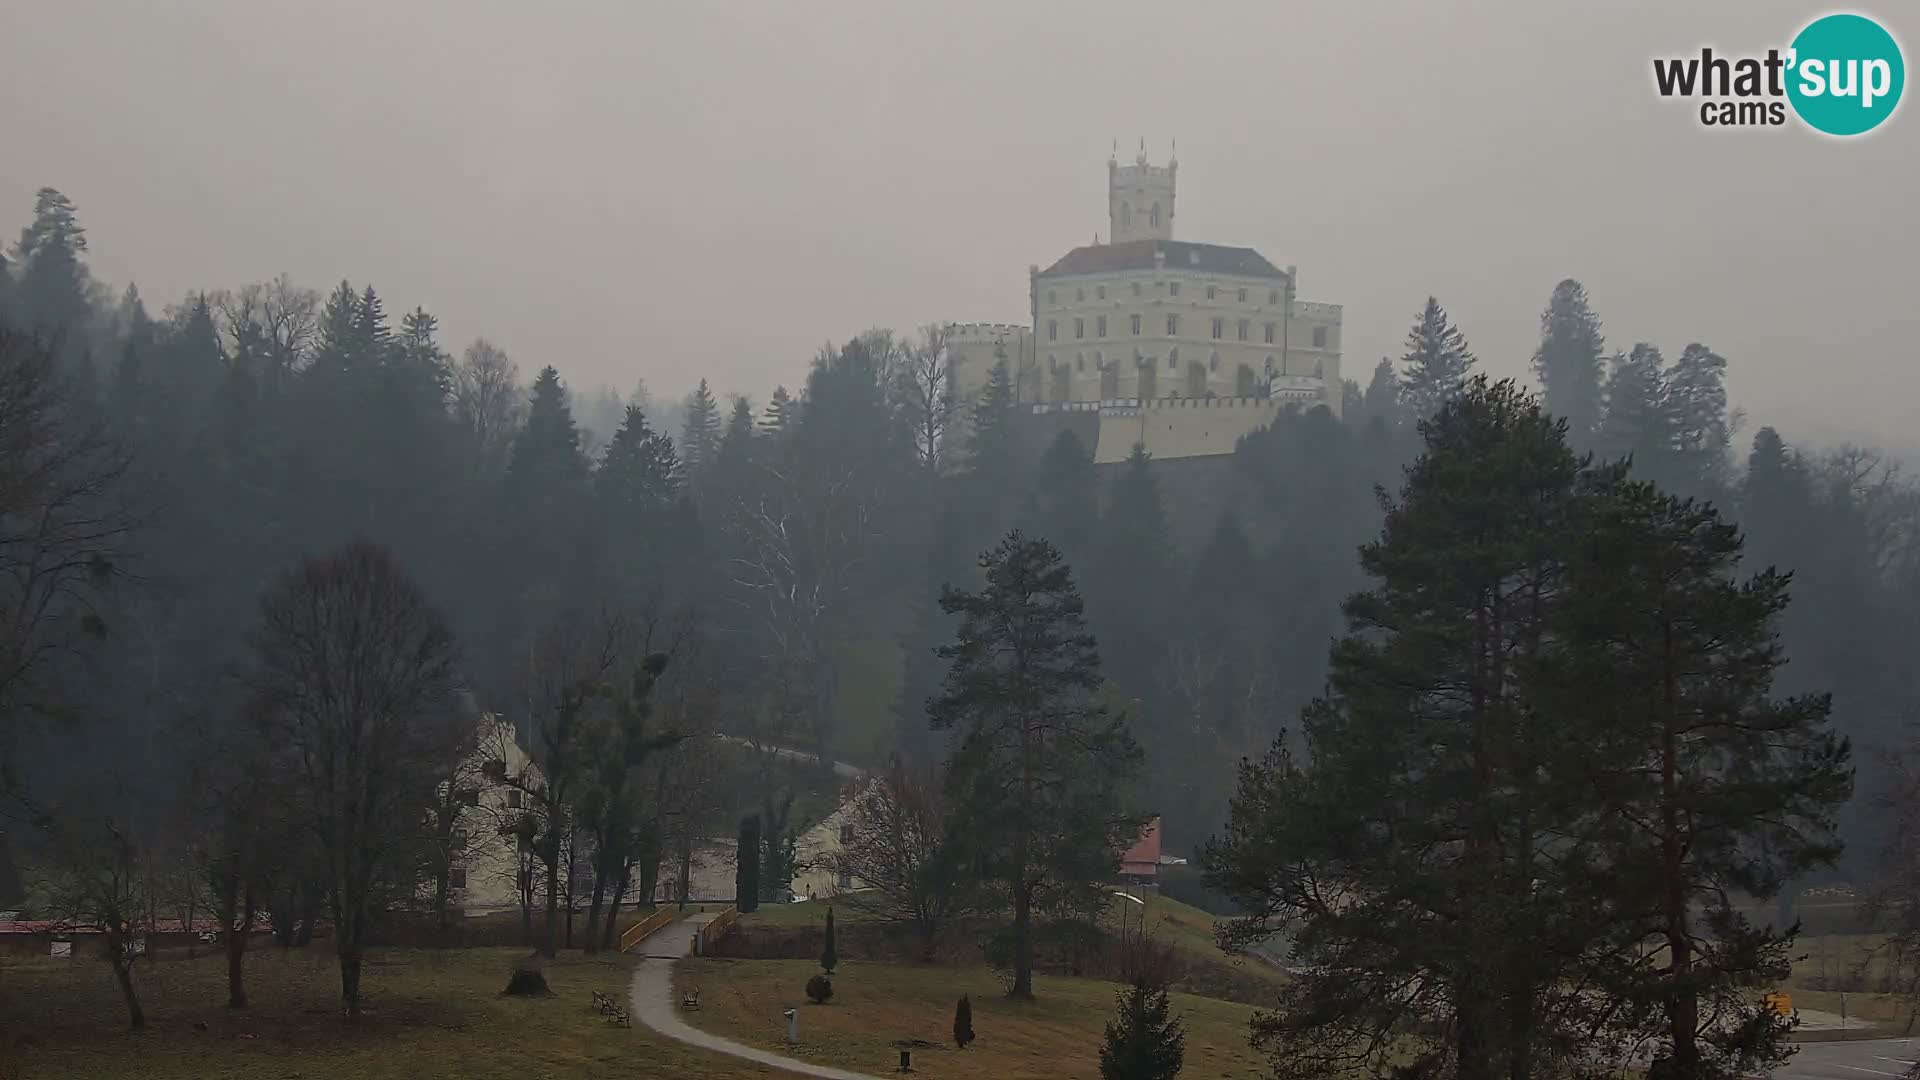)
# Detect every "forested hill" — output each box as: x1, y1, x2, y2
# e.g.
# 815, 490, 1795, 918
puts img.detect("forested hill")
3, 187, 1915, 869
